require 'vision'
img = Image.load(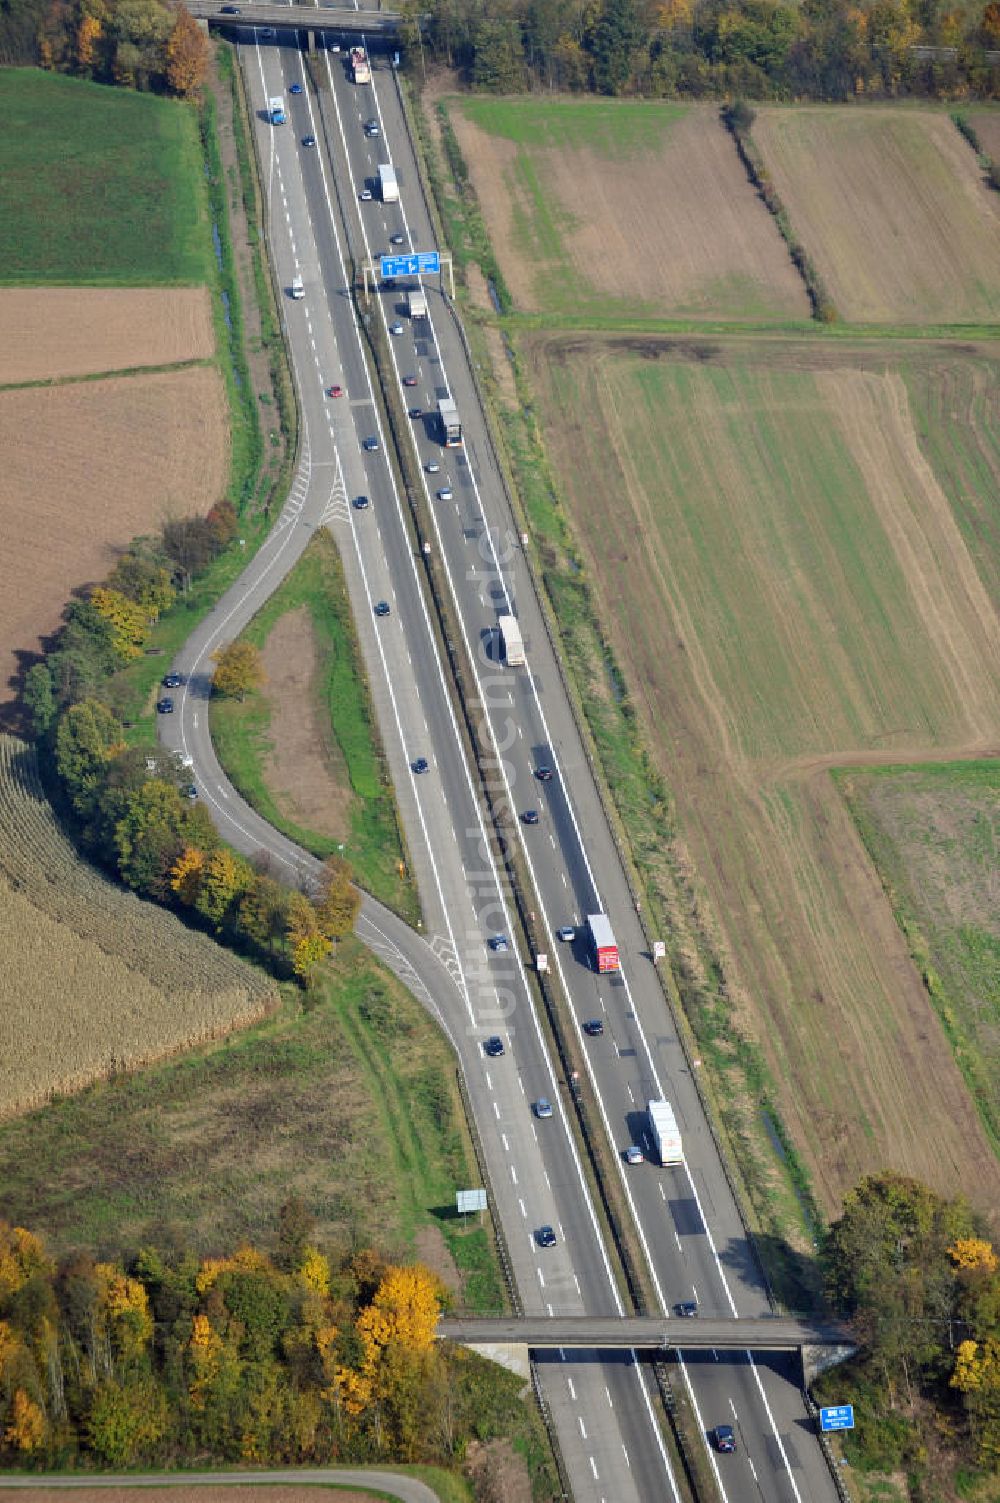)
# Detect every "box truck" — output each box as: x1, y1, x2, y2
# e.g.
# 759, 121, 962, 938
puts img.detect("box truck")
408, 288, 428, 319
378, 164, 398, 203
498, 614, 525, 667
350, 46, 371, 83
647, 1099, 683, 1165
268, 97, 286, 125
586, 913, 620, 973
437, 396, 462, 448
